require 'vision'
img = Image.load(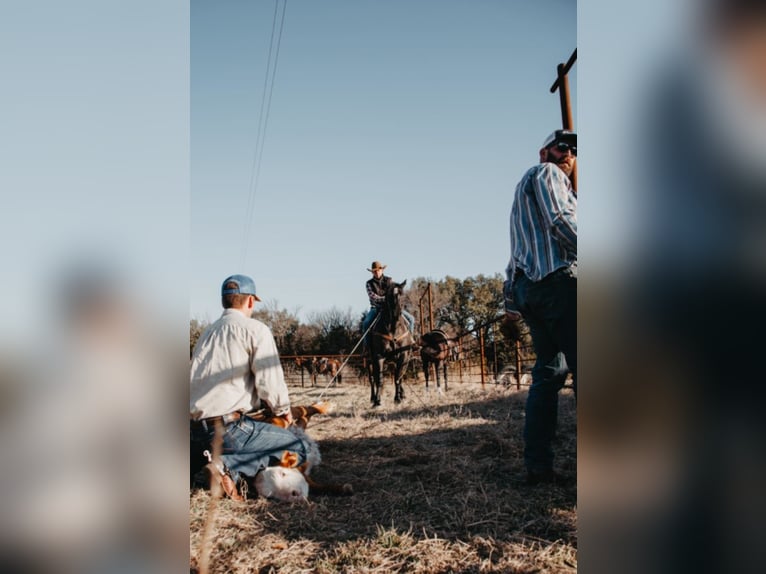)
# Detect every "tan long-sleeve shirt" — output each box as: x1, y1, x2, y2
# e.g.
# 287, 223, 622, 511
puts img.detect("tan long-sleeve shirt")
190, 309, 290, 420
